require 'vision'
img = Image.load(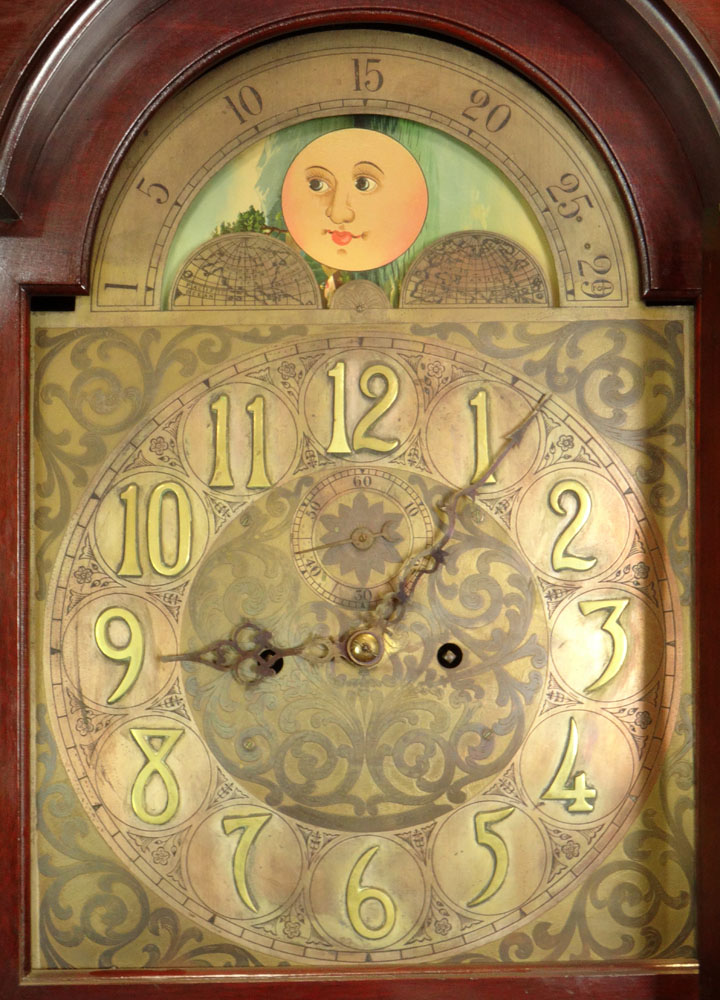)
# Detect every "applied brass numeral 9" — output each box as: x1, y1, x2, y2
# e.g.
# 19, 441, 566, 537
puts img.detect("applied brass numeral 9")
94, 607, 144, 703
